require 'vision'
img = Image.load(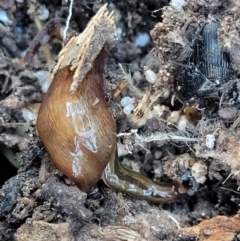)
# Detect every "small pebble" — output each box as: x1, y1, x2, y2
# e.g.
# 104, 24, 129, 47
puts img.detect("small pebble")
135, 32, 150, 48
206, 134, 215, 149
16, 104, 39, 136
41, 80, 51, 93
15, 25, 24, 34
38, 8, 49, 21
34, 70, 51, 93
154, 151, 162, 159
147, 110, 154, 119
115, 27, 123, 39
22, 108, 37, 122
123, 104, 134, 115
16, 0, 24, 2
34, 70, 48, 83
120, 96, 133, 107
20, 50, 26, 58
167, 110, 181, 124
0, 8, 9, 24
117, 143, 129, 156
177, 115, 188, 131
218, 107, 238, 120
145, 69, 157, 84
170, 0, 185, 8
203, 229, 211, 236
